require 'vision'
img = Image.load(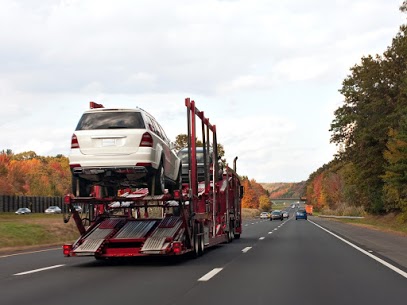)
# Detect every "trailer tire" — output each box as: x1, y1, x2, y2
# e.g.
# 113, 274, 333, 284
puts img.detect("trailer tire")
192, 227, 200, 258
198, 224, 205, 256
234, 233, 241, 239
190, 223, 204, 258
